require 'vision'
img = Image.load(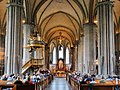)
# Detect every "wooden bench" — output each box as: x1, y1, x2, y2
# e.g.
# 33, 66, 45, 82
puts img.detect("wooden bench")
67, 74, 120, 90
0, 80, 14, 89
0, 84, 14, 89
12, 84, 35, 90
81, 83, 115, 90
36, 75, 54, 90
0, 75, 53, 90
